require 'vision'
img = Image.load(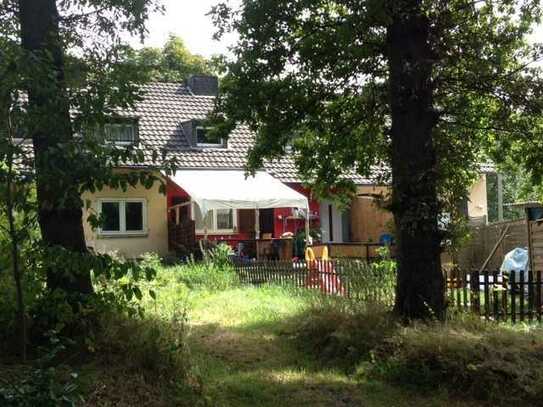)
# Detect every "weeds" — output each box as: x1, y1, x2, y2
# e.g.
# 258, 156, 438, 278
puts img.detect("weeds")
293, 296, 543, 405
